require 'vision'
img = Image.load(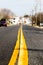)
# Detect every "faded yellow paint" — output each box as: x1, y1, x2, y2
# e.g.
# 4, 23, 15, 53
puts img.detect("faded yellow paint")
8, 28, 20, 65
18, 27, 28, 65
